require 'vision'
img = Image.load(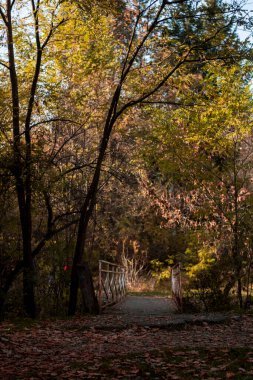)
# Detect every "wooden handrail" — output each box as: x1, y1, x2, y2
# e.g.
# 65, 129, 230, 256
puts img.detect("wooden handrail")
98, 260, 127, 310
99, 260, 125, 269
